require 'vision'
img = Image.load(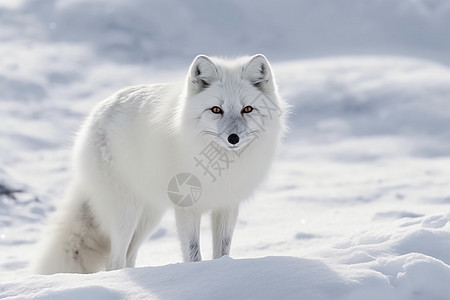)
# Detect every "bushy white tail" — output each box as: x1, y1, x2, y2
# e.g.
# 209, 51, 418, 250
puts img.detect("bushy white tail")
33, 191, 109, 274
